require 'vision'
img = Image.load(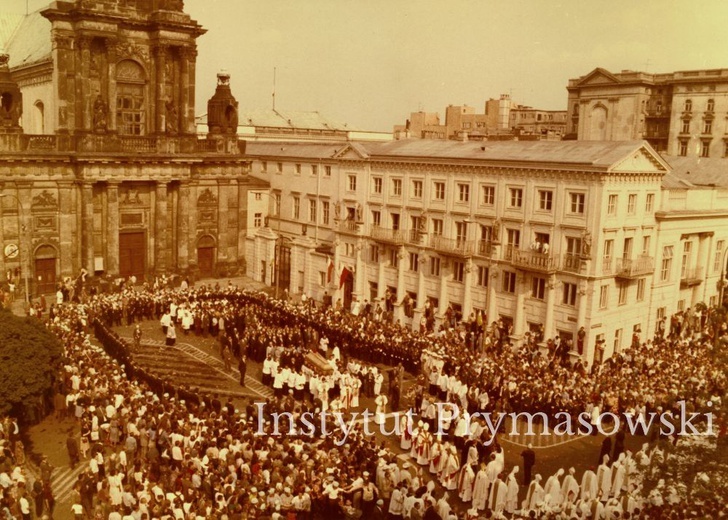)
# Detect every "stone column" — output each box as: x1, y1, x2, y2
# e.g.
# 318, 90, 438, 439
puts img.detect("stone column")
57, 182, 74, 276
180, 47, 195, 134
155, 45, 167, 134
177, 181, 190, 271
577, 279, 589, 359
696, 233, 711, 306
376, 255, 386, 302
155, 181, 168, 273
105, 38, 118, 132
462, 257, 474, 318
394, 245, 406, 322
513, 273, 527, 340
187, 182, 199, 275
106, 181, 120, 275
78, 36, 92, 131
413, 253, 428, 328
354, 240, 365, 302
237, 184, 247, 266
217, 181, 230, 270
438, 262, 451, 317
80, 182, 95, 274
332, 238, 341, 303
543, 274, 557, 342
0, 190, 5, 277
16, 185, 33, 295
487, 267, 498, 327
